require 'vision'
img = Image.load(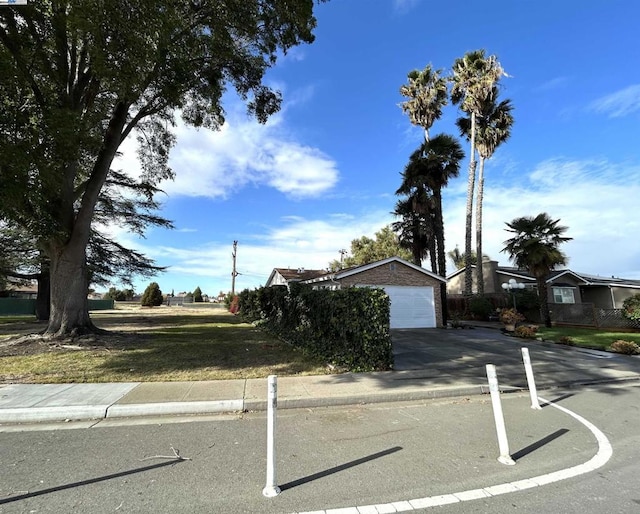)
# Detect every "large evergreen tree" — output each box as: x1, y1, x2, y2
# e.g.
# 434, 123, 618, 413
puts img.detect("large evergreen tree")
329, 226, 412, 271
0, 1, 323, 337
